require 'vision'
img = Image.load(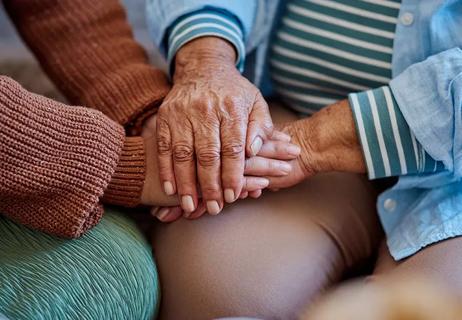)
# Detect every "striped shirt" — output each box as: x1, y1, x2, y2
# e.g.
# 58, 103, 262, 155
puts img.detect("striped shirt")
167, 2, 444, 179
166, 9, 246, 73
270, 0, 398, 114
